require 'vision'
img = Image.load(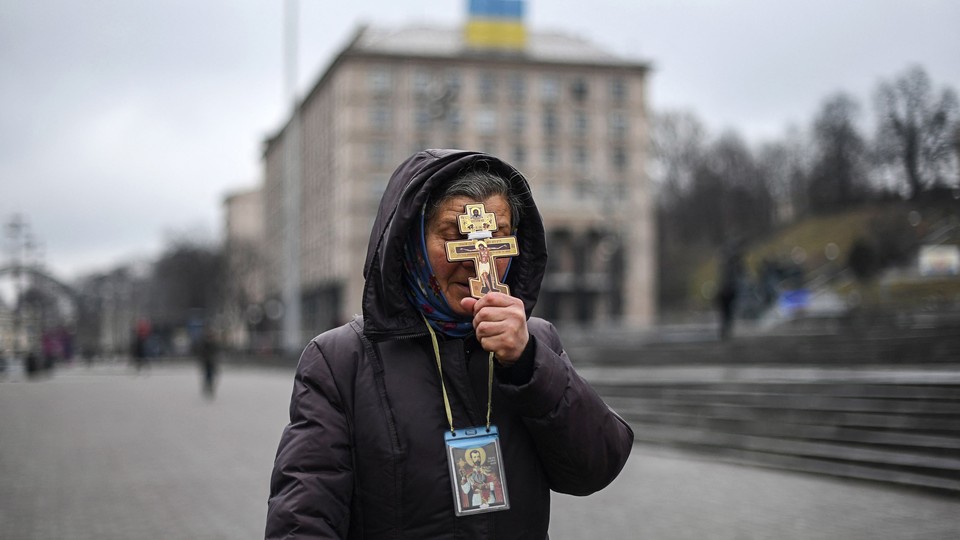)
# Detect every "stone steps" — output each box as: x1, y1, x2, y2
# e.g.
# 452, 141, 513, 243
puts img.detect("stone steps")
576, 314, 960, 491
629, 423, 960, 473
593, 378, 960, 492
616, 411, 960, 450
575, 335, 960, 365
569, 319, 960, 366
675, 444, 960, 493
601, 388, 960, 416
